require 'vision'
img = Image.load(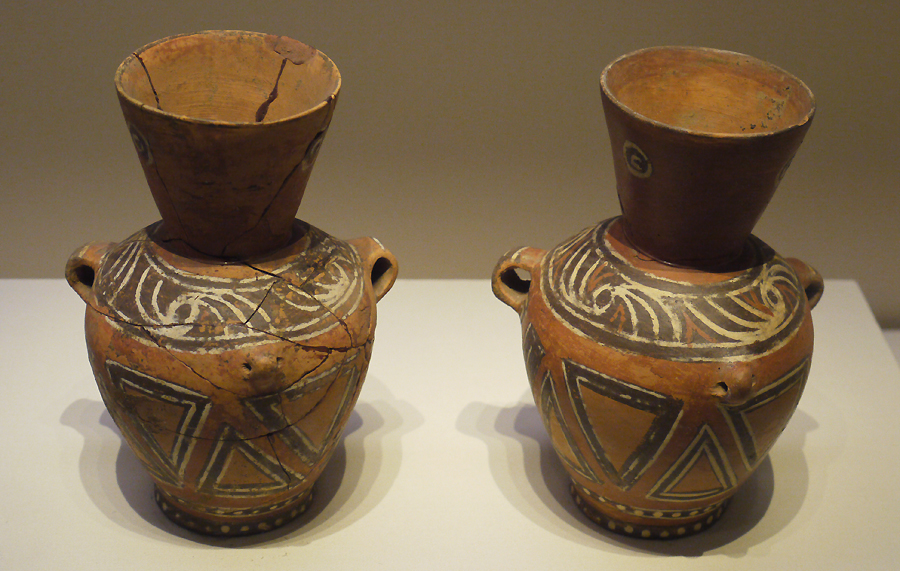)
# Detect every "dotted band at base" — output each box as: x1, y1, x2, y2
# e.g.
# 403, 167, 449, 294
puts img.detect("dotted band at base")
571, 483, 730, 540
154, 487, 314, 537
